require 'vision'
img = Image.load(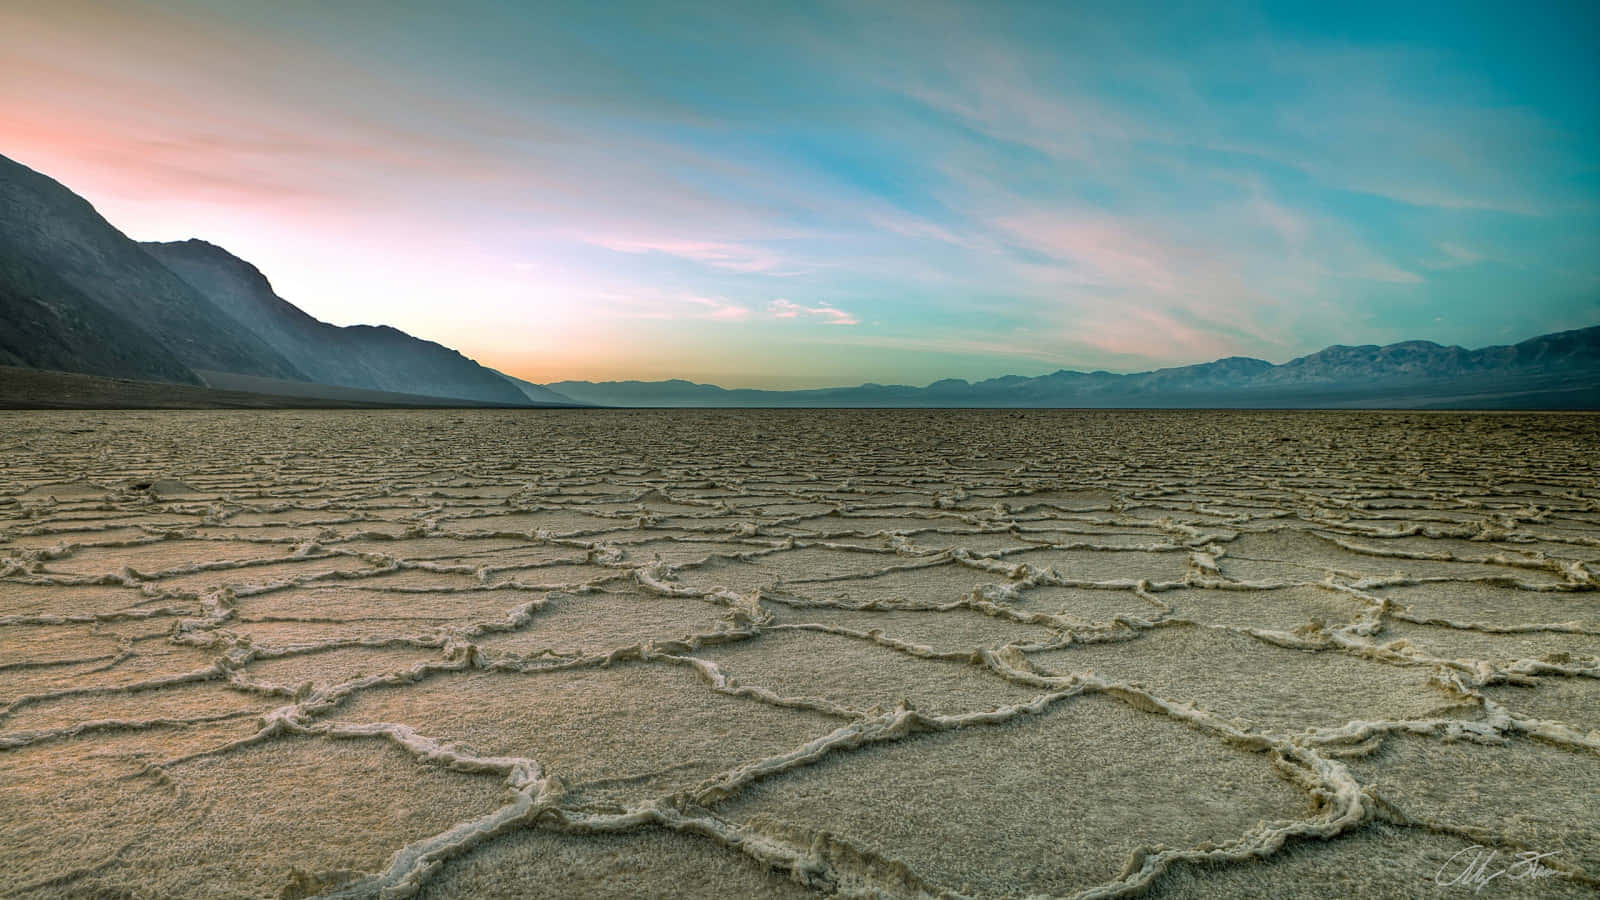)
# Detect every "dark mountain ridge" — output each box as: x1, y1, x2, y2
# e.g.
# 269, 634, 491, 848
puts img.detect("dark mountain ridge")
0, 153, 557, 405
145, 238, 533, 404
0, 154, 305, 383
